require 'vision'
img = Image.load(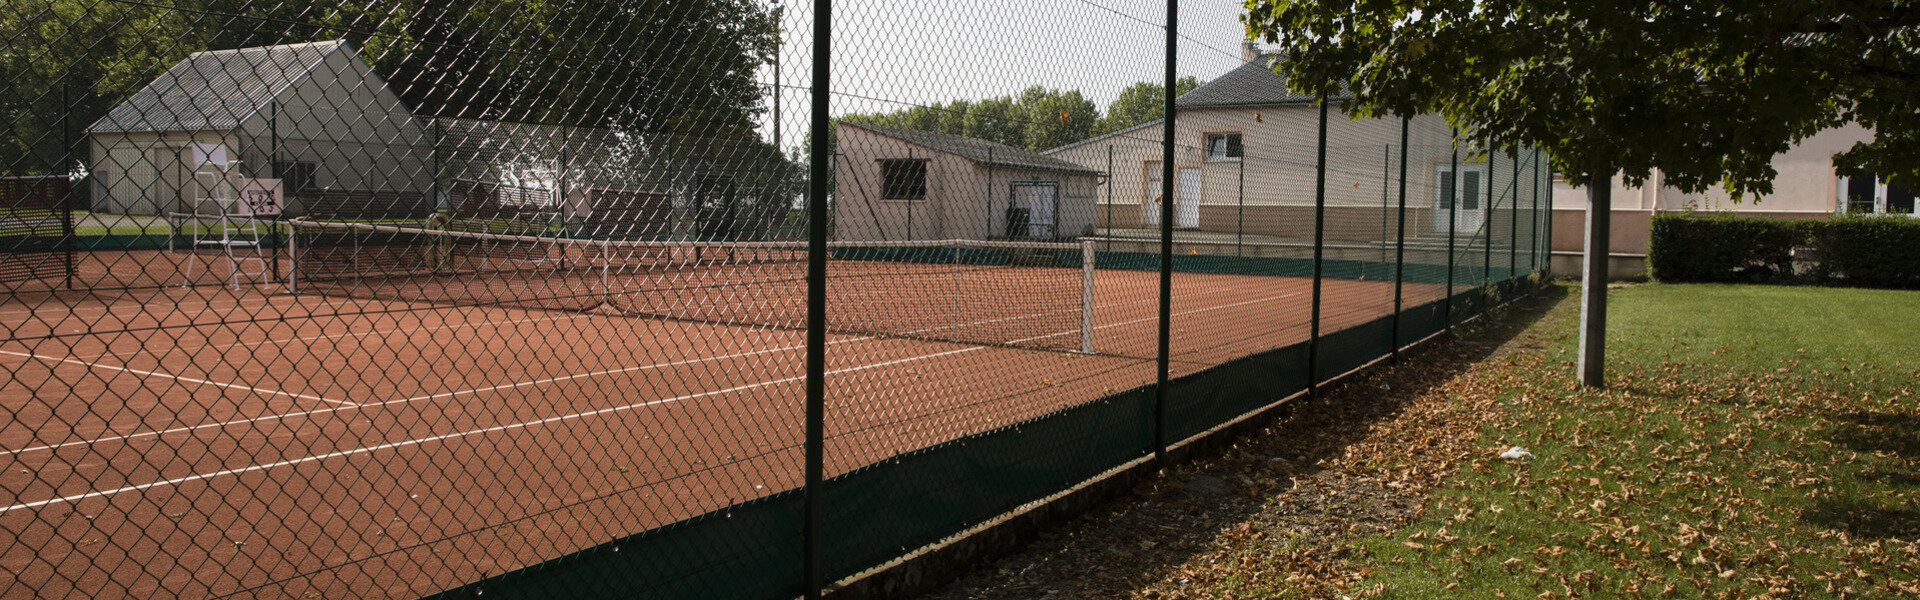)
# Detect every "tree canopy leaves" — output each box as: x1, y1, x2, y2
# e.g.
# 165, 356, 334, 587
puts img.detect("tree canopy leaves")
1098, 76, 1202, 134
1244, 0, 1920, 195
840, 79, 1204, 154
2, 0, 780, 175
